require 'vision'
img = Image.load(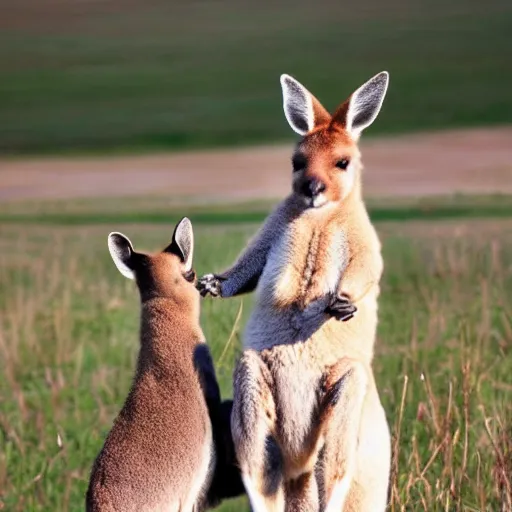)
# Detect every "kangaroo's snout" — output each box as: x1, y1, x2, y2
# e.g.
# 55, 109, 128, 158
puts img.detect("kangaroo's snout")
301, 178, 326, 199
